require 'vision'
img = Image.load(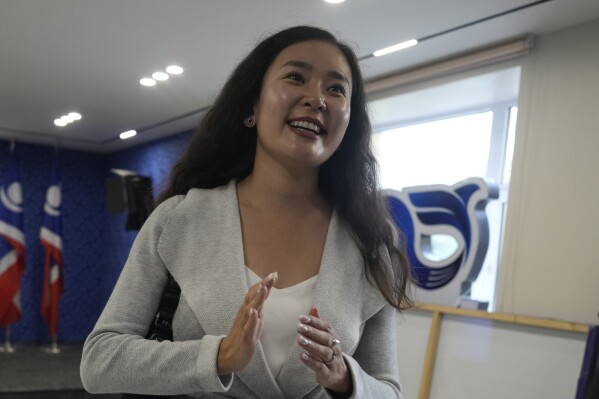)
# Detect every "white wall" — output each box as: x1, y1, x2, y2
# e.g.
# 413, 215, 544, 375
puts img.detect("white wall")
396, 312, 587, 399
496, 18, 599, 325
